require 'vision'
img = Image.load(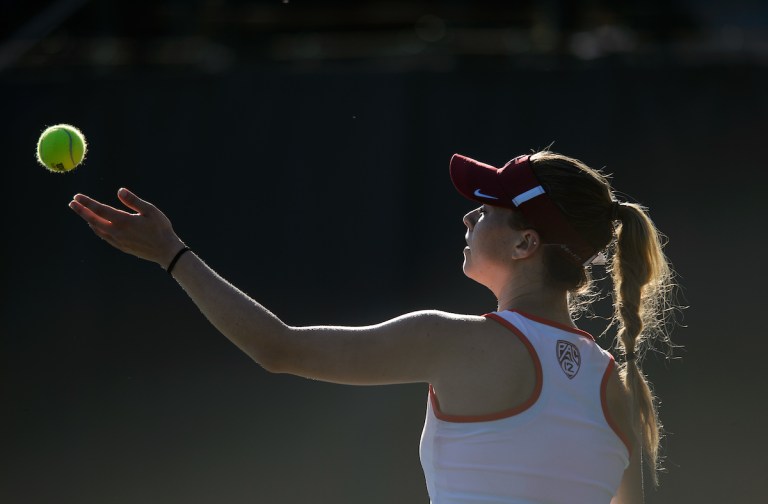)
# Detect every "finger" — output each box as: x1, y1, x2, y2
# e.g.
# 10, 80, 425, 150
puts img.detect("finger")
87, 223, 124, 252
73, 193, 132, 222
90, 224, 119, 248
69, 199, 113, 230
117, 188, 156, 216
